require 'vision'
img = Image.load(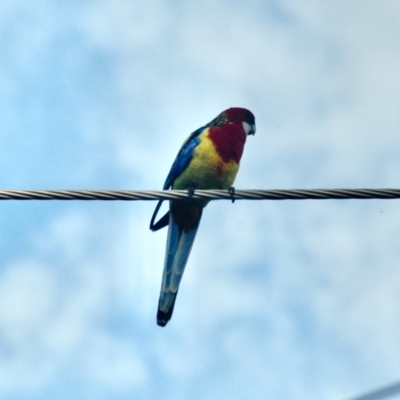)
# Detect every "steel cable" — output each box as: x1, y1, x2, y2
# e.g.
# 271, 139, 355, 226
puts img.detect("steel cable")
0, 188, 399, 201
